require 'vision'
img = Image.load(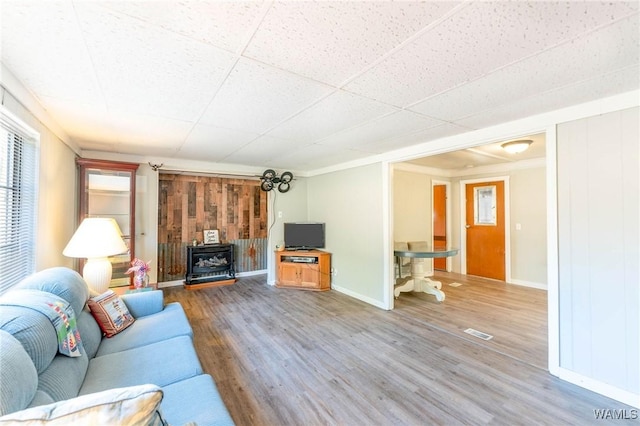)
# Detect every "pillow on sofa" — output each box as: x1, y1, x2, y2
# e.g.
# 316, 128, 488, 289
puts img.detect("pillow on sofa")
0, 384, 166, 425
87, 290, 135, 338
